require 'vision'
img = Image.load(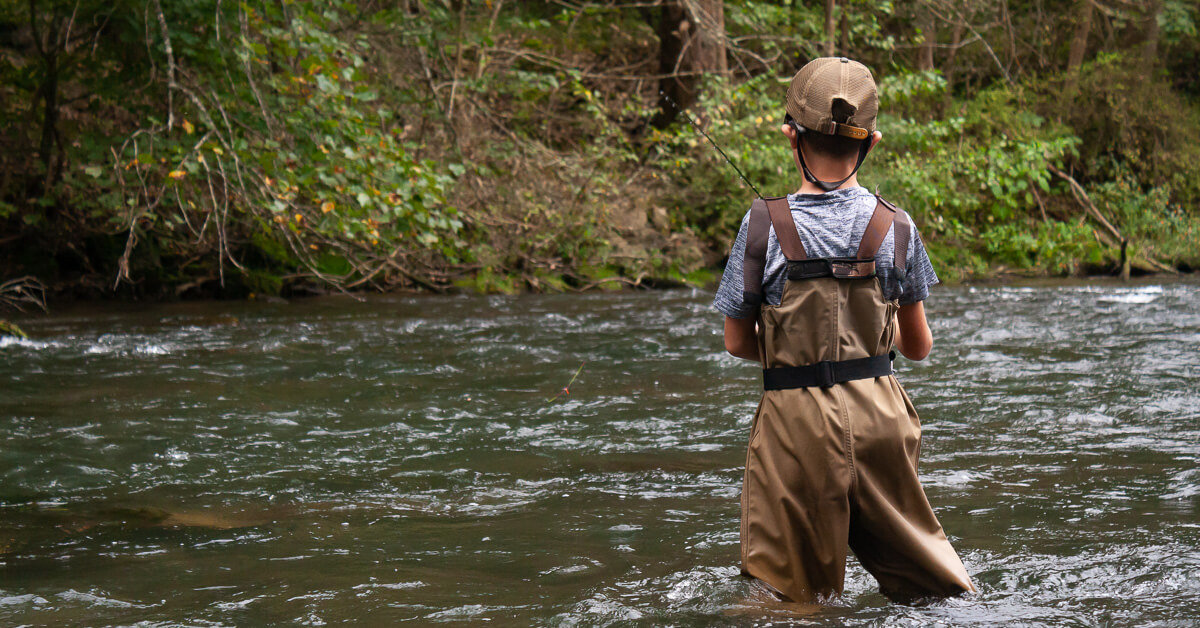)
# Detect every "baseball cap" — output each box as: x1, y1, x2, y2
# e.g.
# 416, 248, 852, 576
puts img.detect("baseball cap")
785, 57, 878, 140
